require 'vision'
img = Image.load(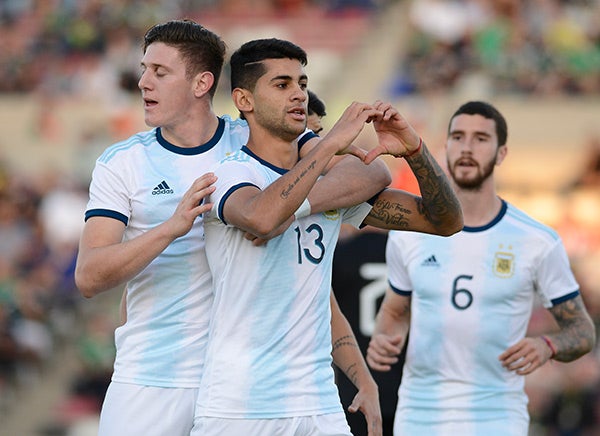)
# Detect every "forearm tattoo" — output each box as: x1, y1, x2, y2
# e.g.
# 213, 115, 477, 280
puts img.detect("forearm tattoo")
332, 334, 359, 353
549, 295, 595, 362
281, 159, 317, 199
407, 143, 461, 228
369, 197, 412, 229
332, 335, 361, 385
